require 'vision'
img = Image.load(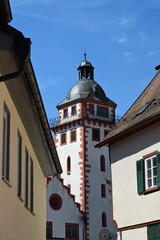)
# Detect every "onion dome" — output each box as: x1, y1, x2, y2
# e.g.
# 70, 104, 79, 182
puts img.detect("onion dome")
57, 54, 116, 107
